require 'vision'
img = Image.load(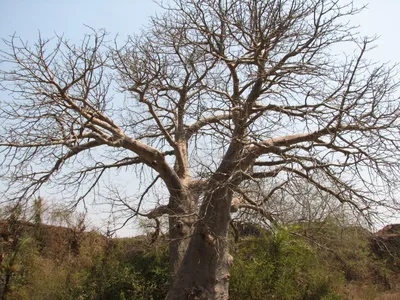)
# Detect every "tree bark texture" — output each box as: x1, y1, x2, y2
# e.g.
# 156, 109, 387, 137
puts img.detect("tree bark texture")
167, 187, 233, 300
